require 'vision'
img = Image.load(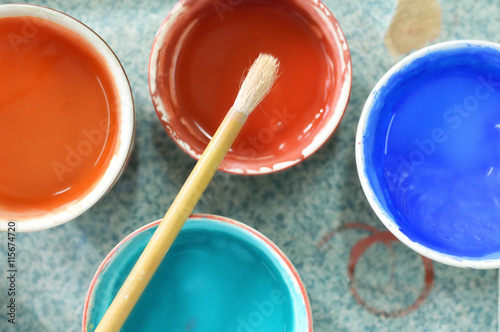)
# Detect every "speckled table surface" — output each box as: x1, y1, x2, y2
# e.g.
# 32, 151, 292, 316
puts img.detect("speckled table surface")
0, 0, 499, 331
